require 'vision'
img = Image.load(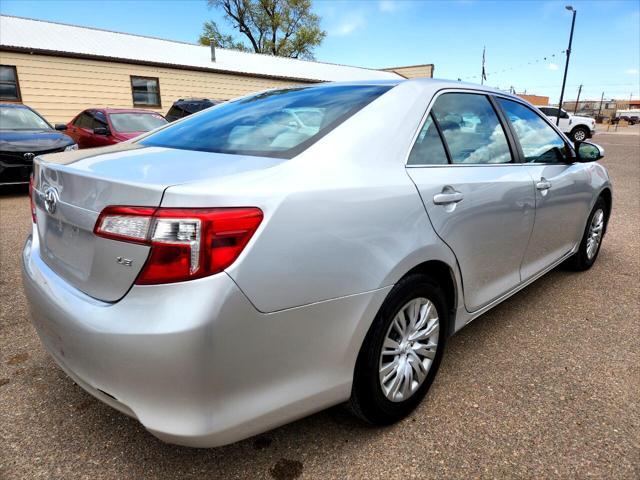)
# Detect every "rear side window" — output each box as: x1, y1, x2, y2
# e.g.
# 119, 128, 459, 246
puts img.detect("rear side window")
431, 93, 512, 164
167, 105, 185, 119
74, 112, 93, 129
497, 98, 570, 163
408, 114, 449, 165
140, 85, 392, 159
